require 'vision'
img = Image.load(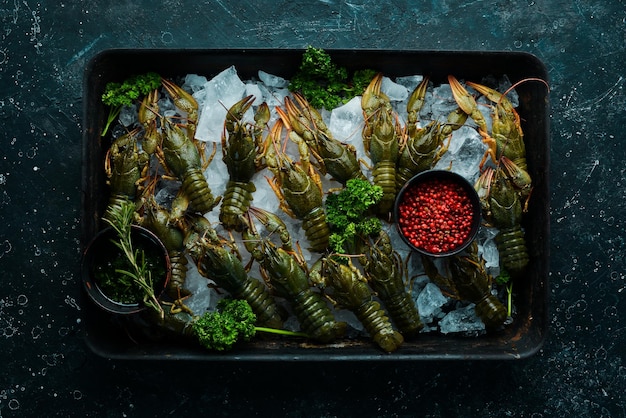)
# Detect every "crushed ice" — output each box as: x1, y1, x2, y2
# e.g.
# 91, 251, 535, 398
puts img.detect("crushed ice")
129, 67, 513, 336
